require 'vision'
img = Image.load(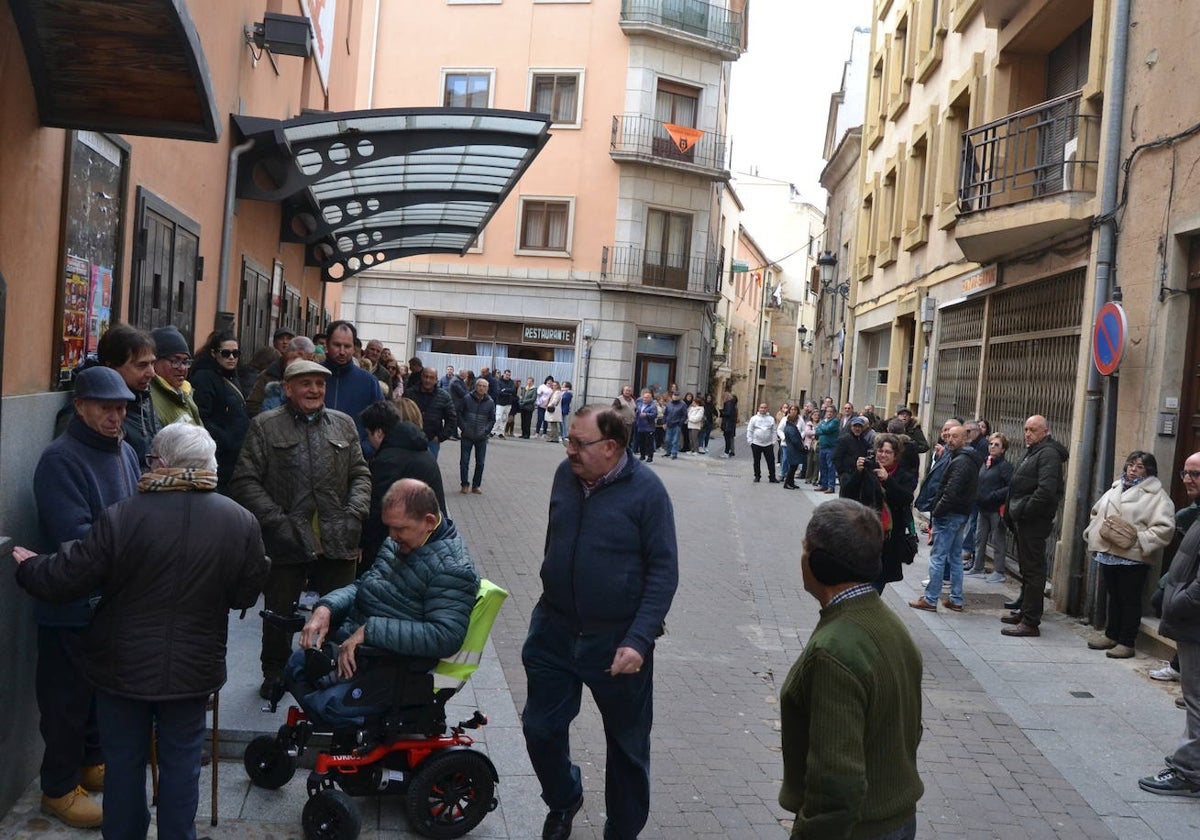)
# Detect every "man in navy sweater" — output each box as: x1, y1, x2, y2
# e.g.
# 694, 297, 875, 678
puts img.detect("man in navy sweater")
322, 320, 383, 454
31, 367, 141, 827
522, 405, 679, 840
